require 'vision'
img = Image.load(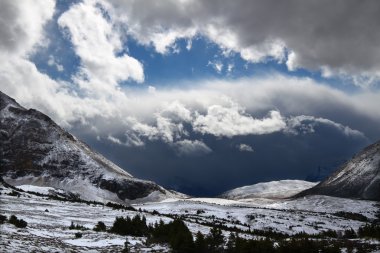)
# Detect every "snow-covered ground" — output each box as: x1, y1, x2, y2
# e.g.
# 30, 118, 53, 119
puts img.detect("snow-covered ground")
1, 183, 379, 252
220, 180, 318, 199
